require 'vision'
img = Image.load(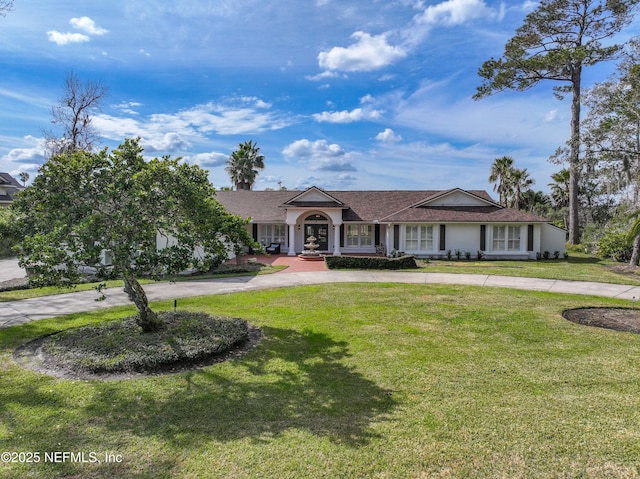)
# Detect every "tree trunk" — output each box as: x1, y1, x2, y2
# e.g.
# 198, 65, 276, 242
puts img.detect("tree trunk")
630, 234, 640, 267
123, 275, 162, 332
568, 68, 582, 245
